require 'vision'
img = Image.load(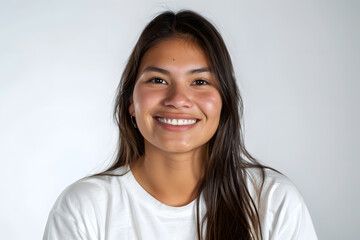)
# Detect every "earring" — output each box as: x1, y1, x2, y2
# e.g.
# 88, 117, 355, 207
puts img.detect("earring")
130, 115, 137, 128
